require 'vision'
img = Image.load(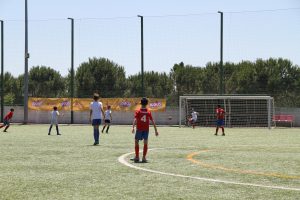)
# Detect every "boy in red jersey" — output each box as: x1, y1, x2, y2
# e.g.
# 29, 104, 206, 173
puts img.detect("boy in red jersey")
131, 97, 159, 163
215, 105, 225, 136
0, 108, 14, 132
